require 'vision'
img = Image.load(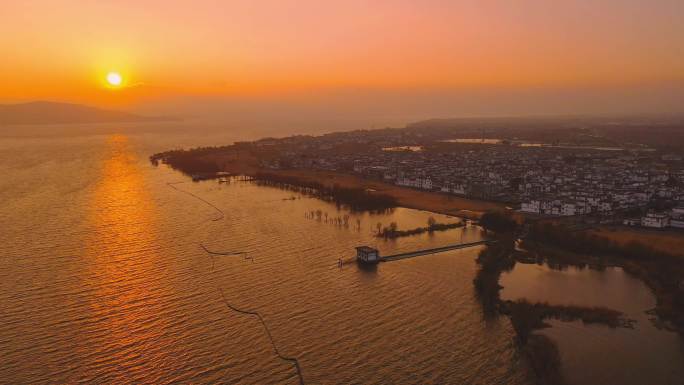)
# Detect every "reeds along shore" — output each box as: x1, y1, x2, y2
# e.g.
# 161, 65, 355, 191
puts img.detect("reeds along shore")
253, 172, 398, 212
